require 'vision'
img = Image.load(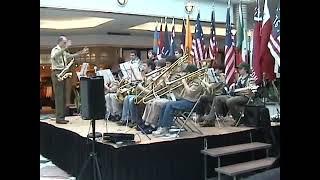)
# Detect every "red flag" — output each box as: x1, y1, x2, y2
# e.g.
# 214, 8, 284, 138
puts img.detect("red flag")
260, 0, 275, 81
253, 0, 262, 84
